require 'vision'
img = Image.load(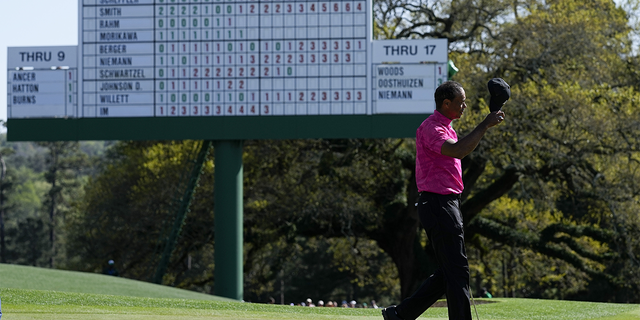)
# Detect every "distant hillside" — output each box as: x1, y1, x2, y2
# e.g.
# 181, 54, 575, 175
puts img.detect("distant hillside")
0, 263, 234, 301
